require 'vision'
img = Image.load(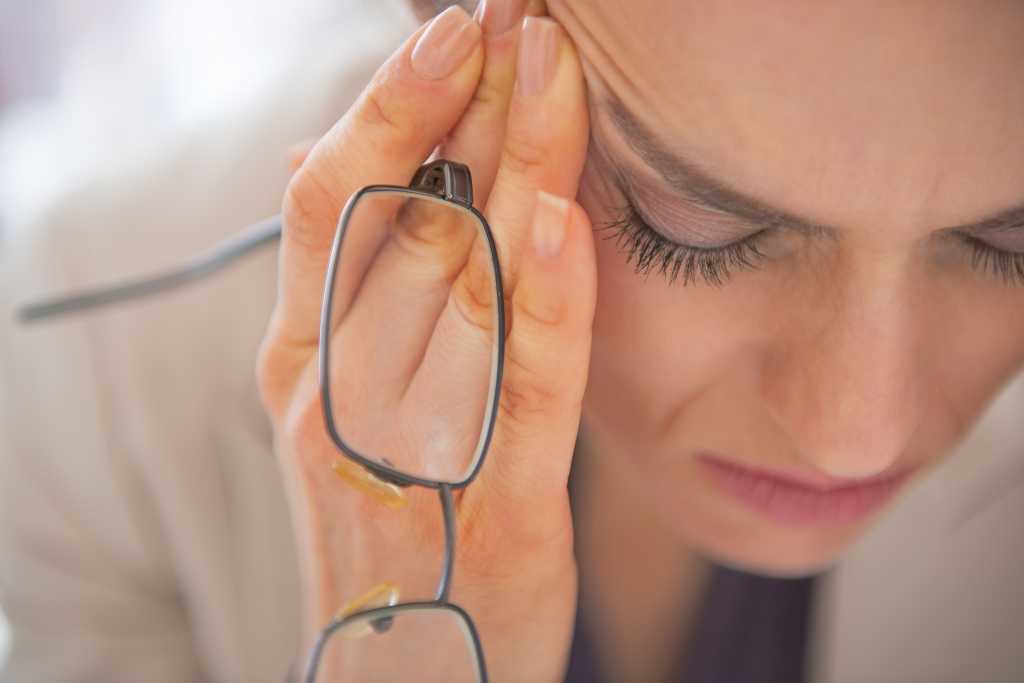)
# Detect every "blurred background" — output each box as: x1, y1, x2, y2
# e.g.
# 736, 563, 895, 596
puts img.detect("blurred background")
0, 0, 379, 660
0, 0, 471, 666
0, 0, 363, 237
